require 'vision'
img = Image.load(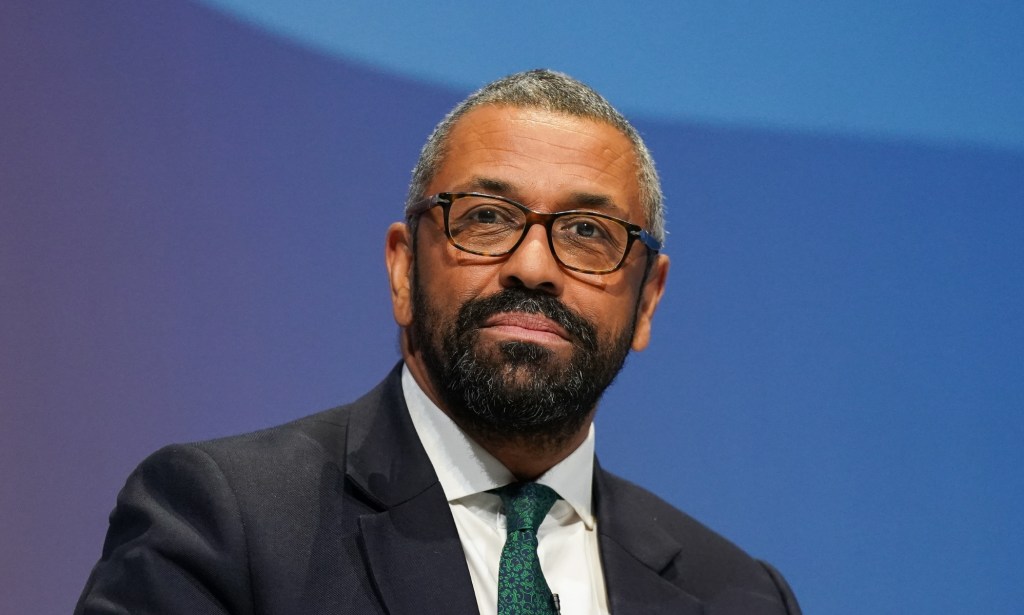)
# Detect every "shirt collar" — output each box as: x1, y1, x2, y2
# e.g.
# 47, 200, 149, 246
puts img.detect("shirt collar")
402, 364, 596, 529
